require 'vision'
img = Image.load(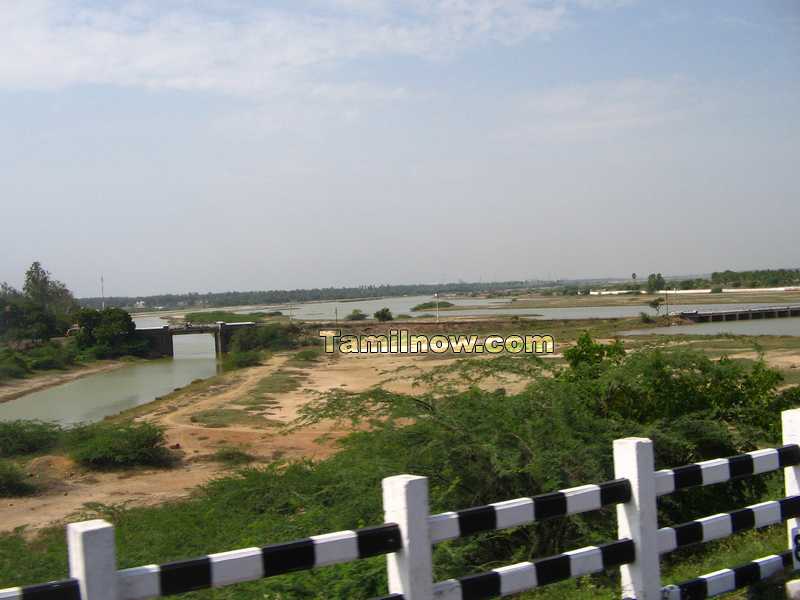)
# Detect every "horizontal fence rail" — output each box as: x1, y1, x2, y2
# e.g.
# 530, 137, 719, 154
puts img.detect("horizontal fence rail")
428, 478, 631, 543
662, 551, 793, 599
654, 444, 800, 496
372, 539, 635, 600
3, 409, 800, 600
657, 496, 800, 555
